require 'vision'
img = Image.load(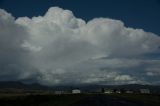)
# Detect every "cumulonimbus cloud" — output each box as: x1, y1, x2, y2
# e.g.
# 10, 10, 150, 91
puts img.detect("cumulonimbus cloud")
0, 7, 160, 85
